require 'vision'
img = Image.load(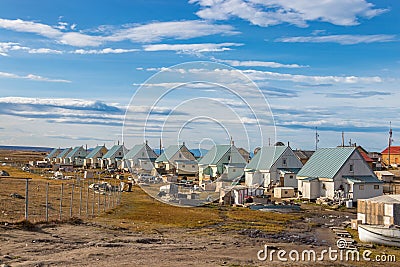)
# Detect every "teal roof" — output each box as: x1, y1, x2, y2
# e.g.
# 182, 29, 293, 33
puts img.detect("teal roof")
344, 175, 383, 184
103, 145, 126, 158
297, 147, 356, 179
245, 146, 287, 171
199, 145, 231, 165
46, 148, 61, 158
86, 145, 106, 158
124, 143, 157, 160
57, 147, 71, 158
66, 146, 84, 158
155, 145, 182, 162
